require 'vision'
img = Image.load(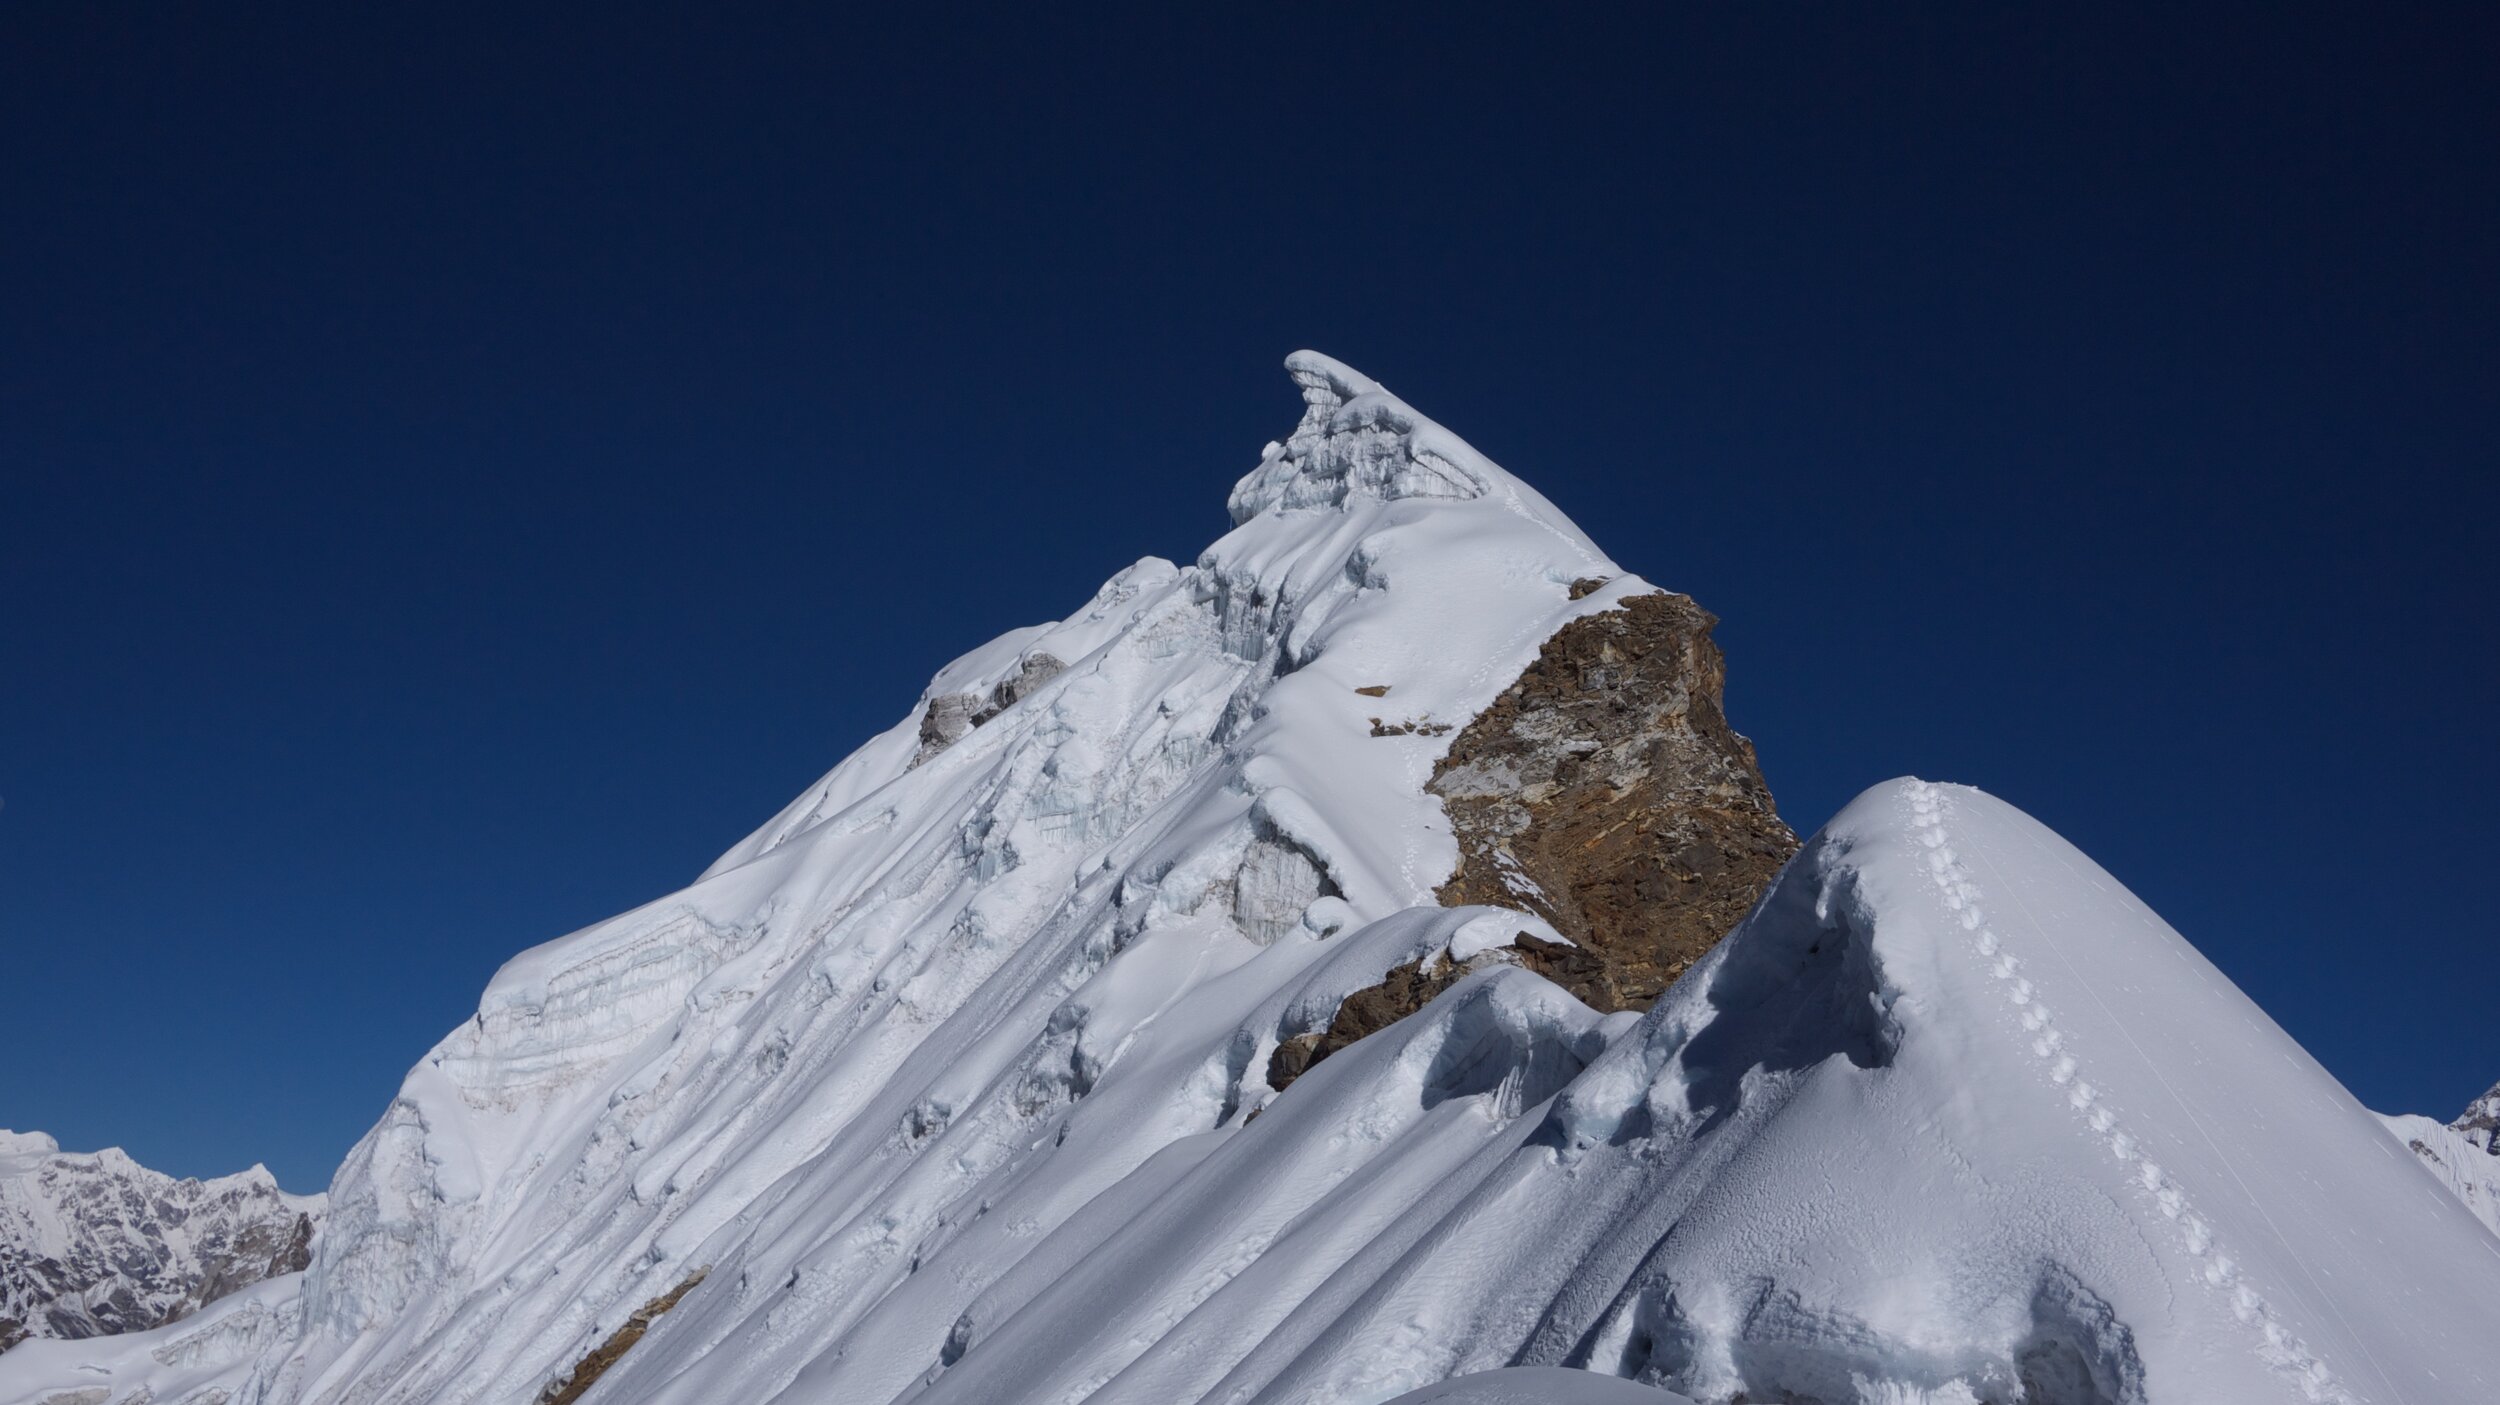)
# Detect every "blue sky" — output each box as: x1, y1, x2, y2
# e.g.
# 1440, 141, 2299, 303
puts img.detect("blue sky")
4, 5, 2493, 1190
